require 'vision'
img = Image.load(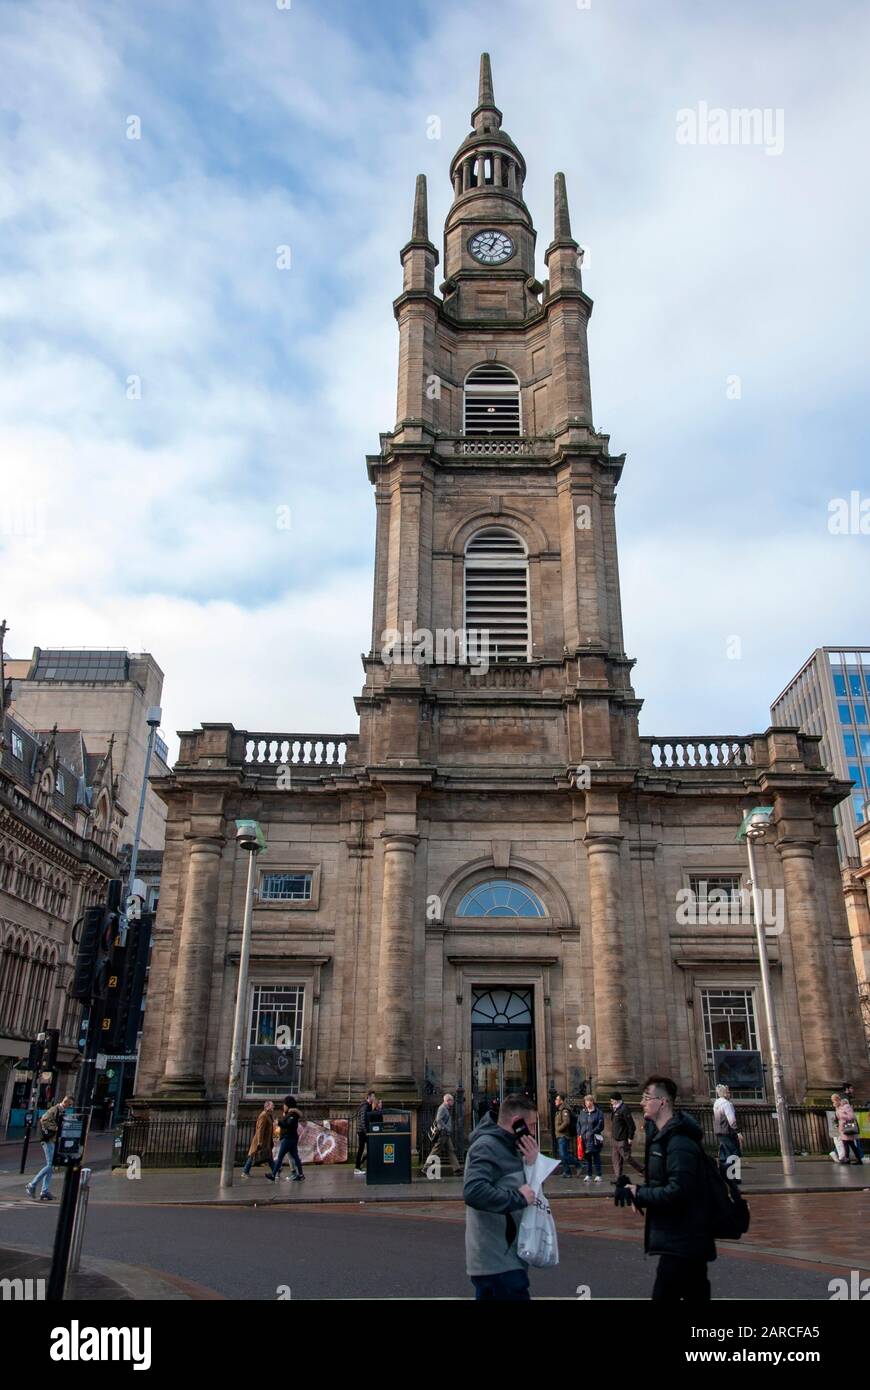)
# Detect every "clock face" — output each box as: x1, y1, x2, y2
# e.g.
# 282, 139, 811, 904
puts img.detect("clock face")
468, 229, 515, 265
